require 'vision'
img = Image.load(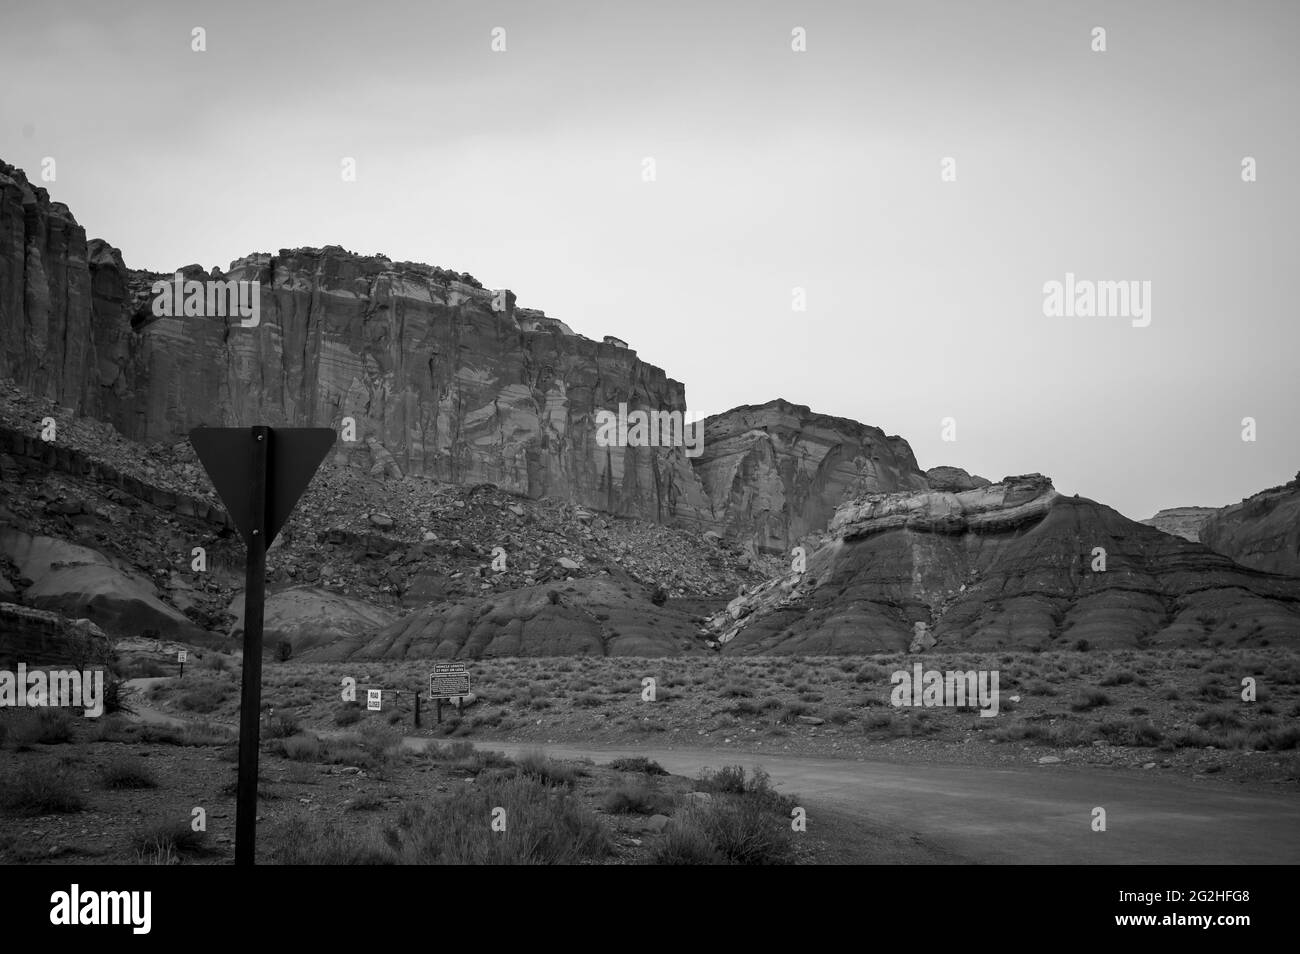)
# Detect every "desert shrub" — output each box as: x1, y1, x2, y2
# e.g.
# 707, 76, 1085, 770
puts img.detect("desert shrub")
609, 756, 667, 775
693, 798, 796, 865
1195, 708, 1243, 730
275, 640, 293, 662
334, 703, 362, 726
348, 791, 386, 812
1097, 718, 1162, 747
574, 692, 602, 708
1251, 725, 1300, 751
602, 780, 670, 815
397, 774, 610, 864
178, 683, 228, 713
697, 765, 748, 795
133, 820, 210, 858
650, 586, 668, 606
861, 710, 895, 730
777, 702, 812, 724
1169, 727, 1214, 748
422, 740, 477, 762
9, 709, 76, 746
1070, 690, 1111, 712
100, 758, 158, 789
1099, 670, 1135, 686
269, 816, 396, 865
648, 819, 724, 865
101, 678, 132, 716
266, 775, 610, 865
695, 766, 795, 813
1196, 677, 1225, 701
0, 762, 84, 814
278, 734, 323, 761
854, 663, 891, 684
264, 711, 300, 739
515, 749, 581, 787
